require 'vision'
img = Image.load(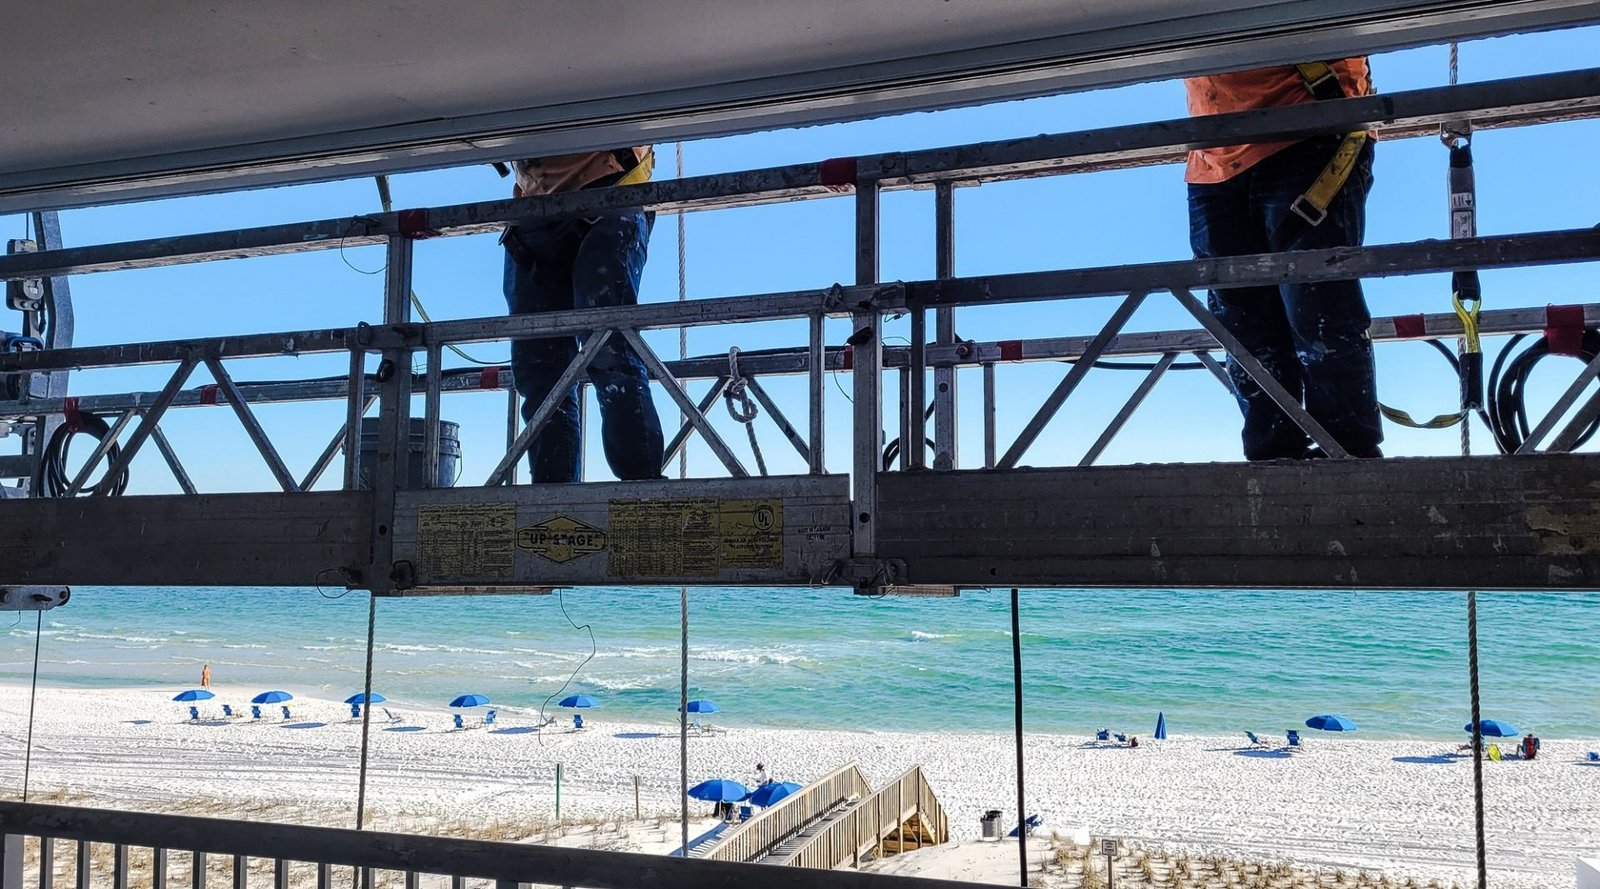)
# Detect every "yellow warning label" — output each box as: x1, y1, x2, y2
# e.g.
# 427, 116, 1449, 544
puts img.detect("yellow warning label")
517, 515, 608, 564
607, 498, 783, 577
417, 503, 515, 580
